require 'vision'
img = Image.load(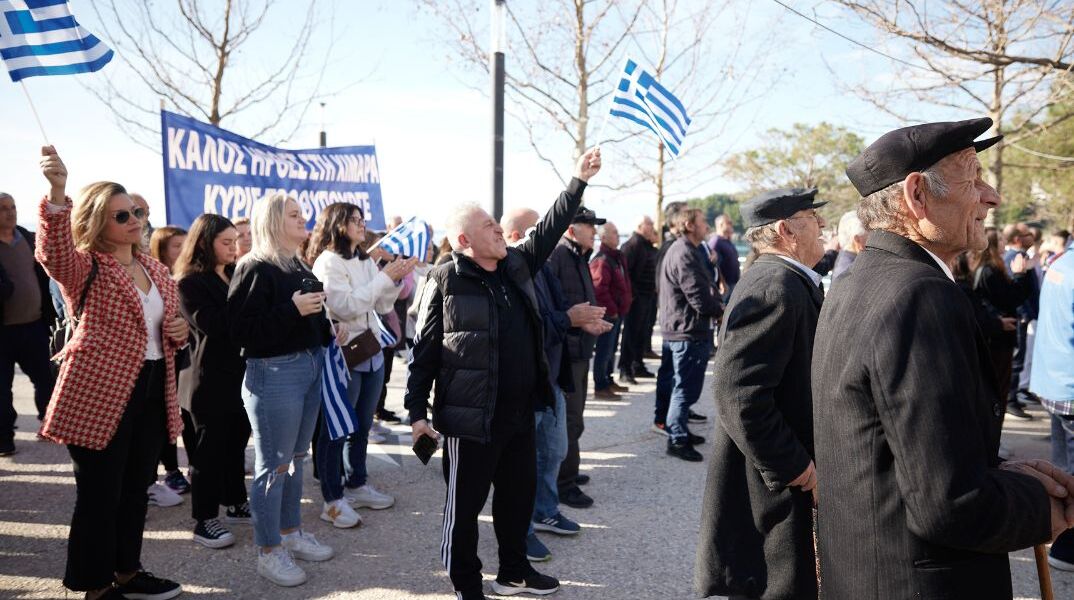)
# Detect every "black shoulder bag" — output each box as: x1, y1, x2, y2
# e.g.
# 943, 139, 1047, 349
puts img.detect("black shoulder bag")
49, 257, 98, 375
